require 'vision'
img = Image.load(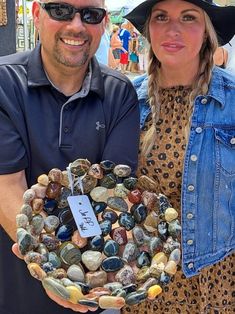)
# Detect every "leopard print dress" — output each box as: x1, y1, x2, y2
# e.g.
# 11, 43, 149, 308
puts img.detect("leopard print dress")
122, 86, 235, 314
